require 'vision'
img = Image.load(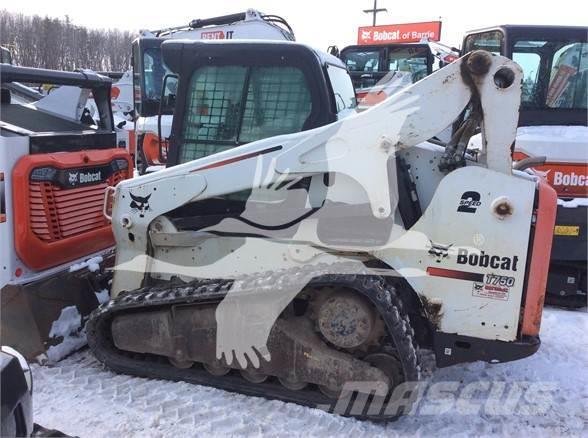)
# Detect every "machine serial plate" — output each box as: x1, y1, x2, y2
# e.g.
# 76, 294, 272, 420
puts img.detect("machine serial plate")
554, 225, 580, 236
